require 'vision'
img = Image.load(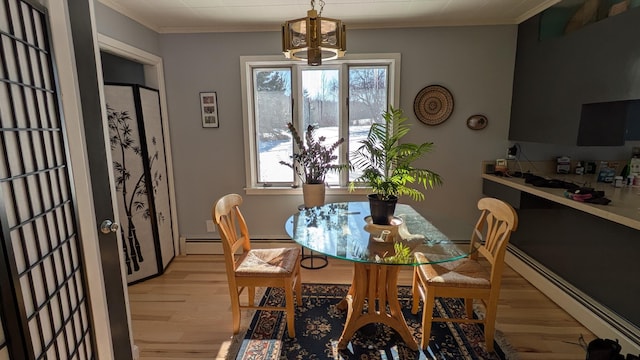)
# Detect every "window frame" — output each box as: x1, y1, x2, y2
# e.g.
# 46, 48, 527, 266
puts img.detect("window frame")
240, 53, 401, 194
